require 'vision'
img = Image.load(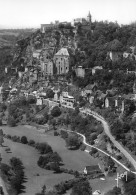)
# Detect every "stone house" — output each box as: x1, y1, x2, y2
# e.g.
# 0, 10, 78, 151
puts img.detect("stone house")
107, 51, 122, 61
104, 96, 124, 112
53, 86, 60, 102
93, 190, 101, 195
75, 66, 85, 78
43, 61, 54, 76
41, 22, 59, 33
81, 83, 98, 97
84, 165, 101, 175
54, 48, 69, 75
60, 91, 75, 108
33, 50, 42, 59
36, 98, 43, 105
92, 66, 103, 75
